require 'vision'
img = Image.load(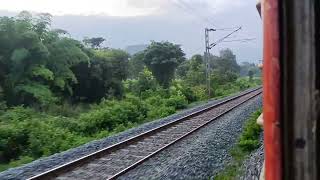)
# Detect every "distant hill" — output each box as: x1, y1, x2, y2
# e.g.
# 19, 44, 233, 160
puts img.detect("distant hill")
125, 44, 148, 55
